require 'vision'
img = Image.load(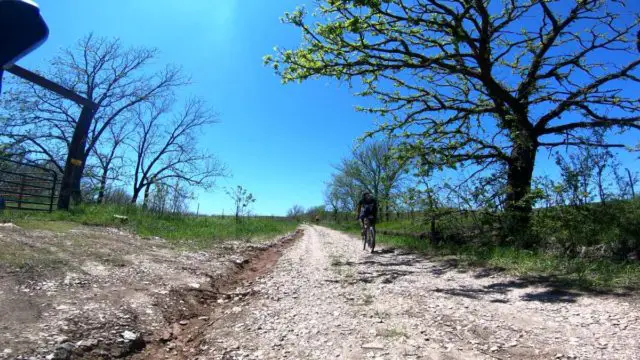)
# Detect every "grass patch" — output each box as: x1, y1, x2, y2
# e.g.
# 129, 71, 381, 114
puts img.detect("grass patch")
361, 293, 374, 306
469, 246, 640, 291
0, 204, 298, 249
325, 221, 640, 291
10, 220, 77, 233
0, 240, 67, 270
379, 327, 408, 339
